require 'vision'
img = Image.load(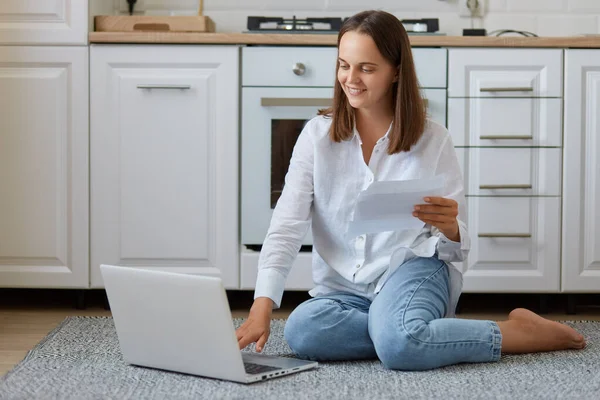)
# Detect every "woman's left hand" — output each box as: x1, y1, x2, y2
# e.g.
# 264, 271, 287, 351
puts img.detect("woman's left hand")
413, 197, 460, 242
